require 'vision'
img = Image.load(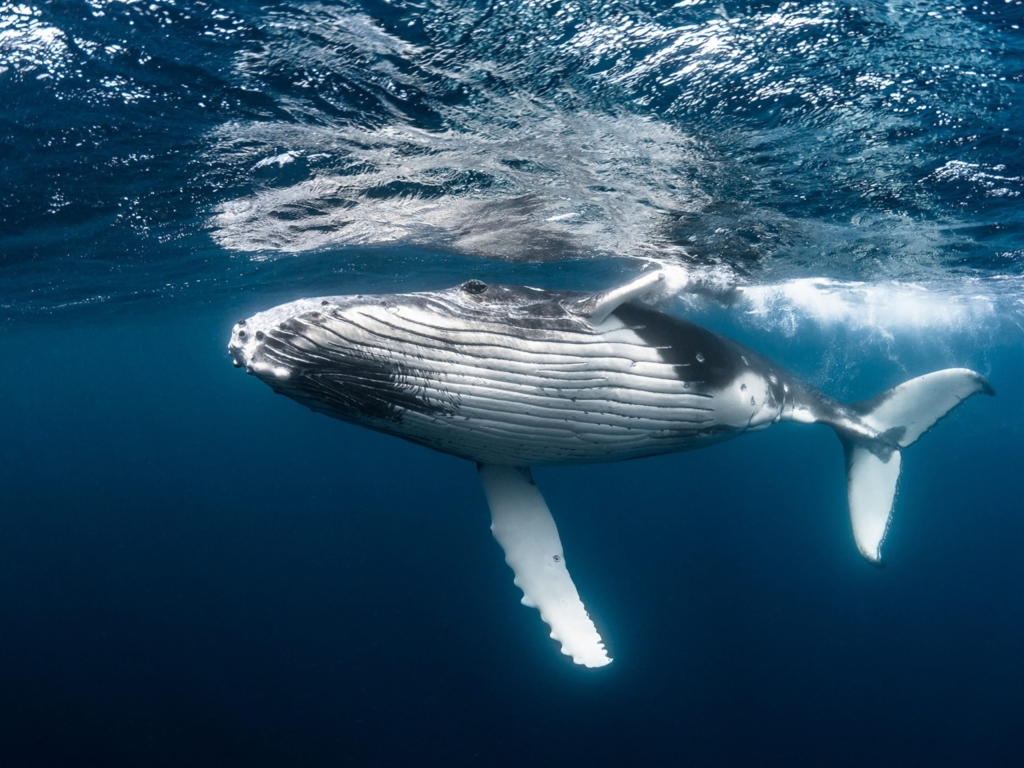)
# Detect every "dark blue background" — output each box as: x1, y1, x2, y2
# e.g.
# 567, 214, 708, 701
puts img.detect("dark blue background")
1, 306, 1019, 766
